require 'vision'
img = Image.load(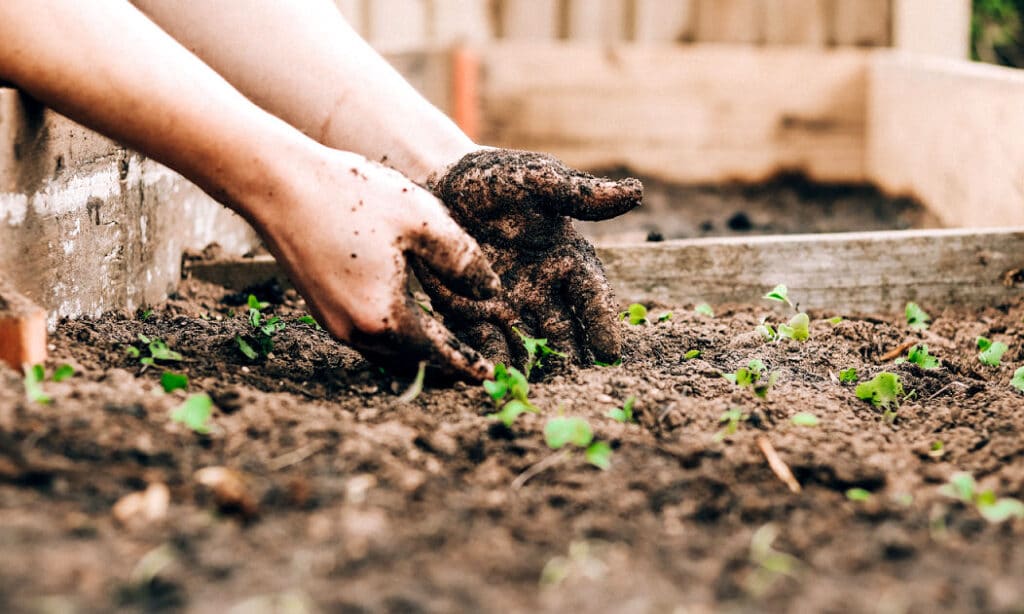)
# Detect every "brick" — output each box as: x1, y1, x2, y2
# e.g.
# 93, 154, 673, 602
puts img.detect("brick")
0, 279, 47, 370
